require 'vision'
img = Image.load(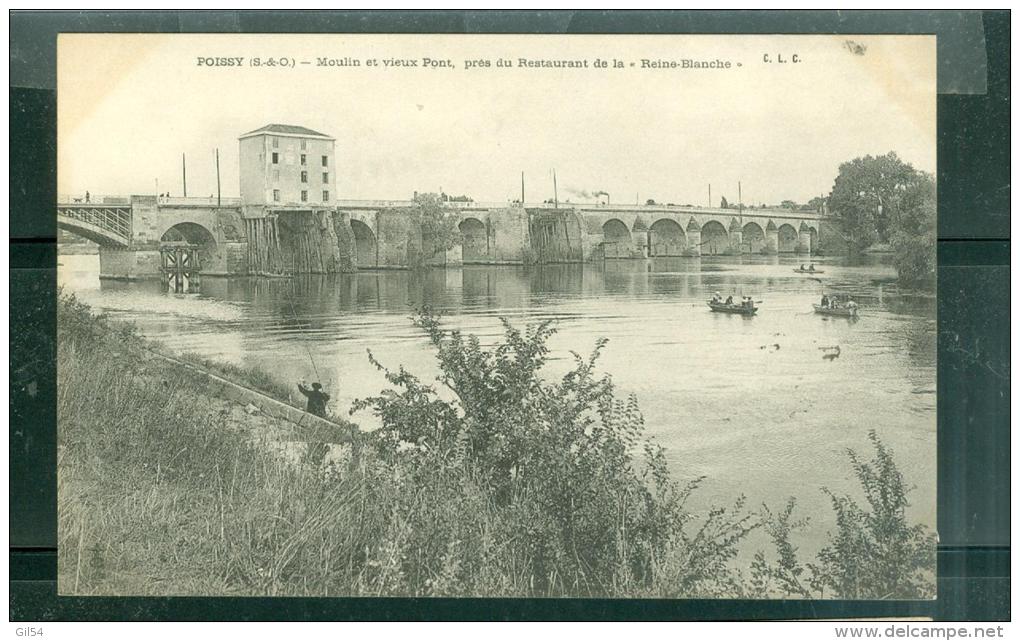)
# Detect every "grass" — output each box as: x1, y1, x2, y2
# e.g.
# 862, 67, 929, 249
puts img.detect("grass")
174, 351, 298, 407
56, 293, 935, 598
